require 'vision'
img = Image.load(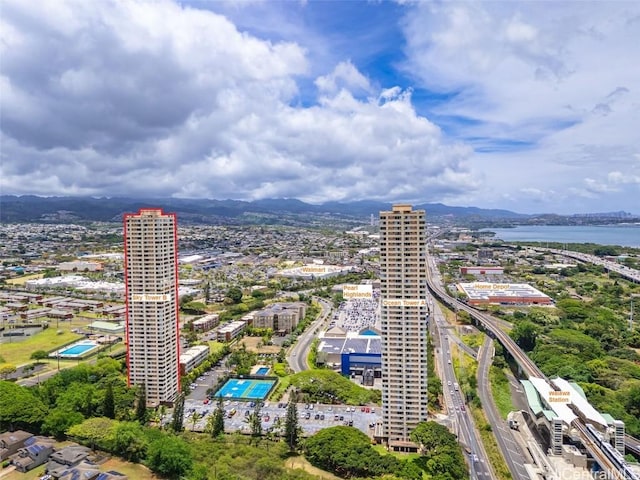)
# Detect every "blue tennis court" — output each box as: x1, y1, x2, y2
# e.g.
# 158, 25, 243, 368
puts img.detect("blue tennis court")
214, 378, 276, 400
